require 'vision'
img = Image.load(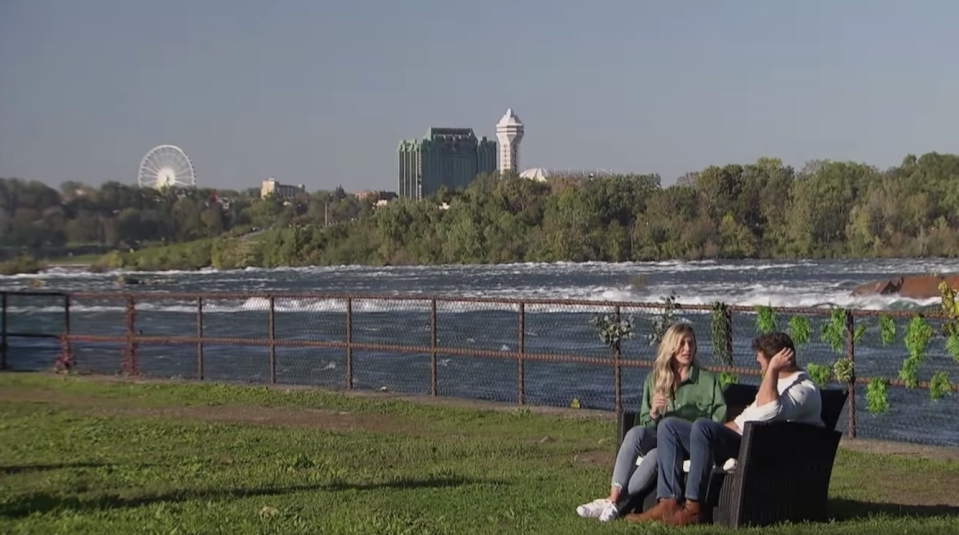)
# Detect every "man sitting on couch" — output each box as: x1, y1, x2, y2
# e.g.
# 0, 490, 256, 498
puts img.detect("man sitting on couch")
625, 331, 823, 526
